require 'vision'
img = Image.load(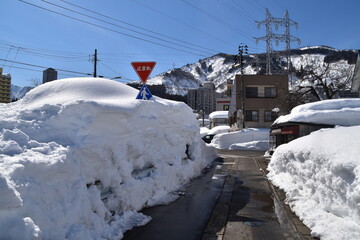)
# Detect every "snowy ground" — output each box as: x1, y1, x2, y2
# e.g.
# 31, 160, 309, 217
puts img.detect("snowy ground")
0, 78, 217, 240
268, 99, 360, 240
